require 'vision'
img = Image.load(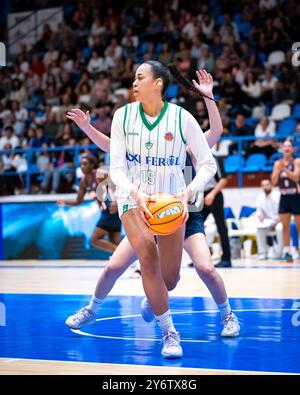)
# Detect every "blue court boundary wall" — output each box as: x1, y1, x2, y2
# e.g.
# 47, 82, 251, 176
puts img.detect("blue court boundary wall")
0, 134, 299, 193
